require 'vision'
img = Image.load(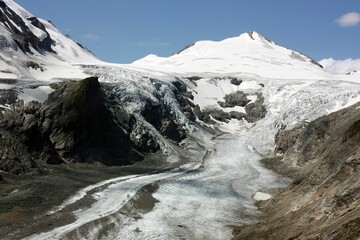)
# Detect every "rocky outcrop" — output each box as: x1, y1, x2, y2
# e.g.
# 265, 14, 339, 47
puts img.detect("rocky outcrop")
218, 91, 250, 108
230, 77, 242, 86
234, 102, 360, 240
244, 93, 267, 123
0, 77, 144, 175
186, 76, 202, 82
0, 88, 18, 111
172, 80, 196, 122
193, 91, 267, 124
141, 99, 186, 142
0, 101, 39, 174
